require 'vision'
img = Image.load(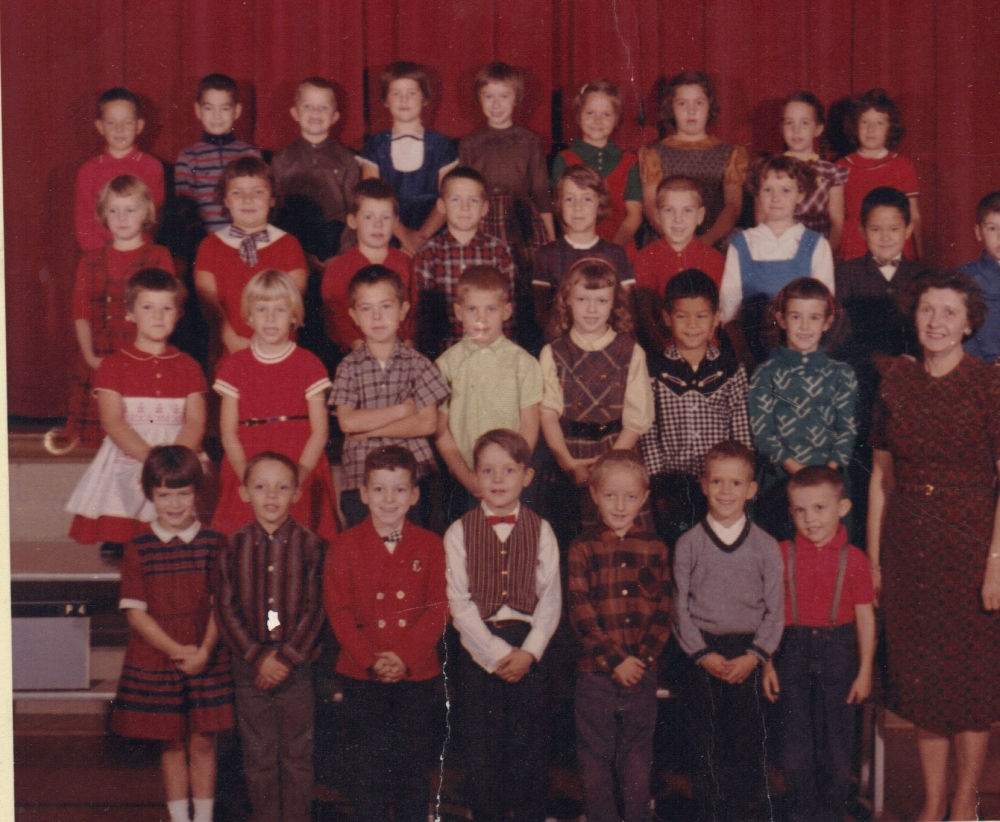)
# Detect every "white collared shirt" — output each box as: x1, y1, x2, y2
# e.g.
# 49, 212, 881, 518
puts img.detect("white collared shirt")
121, 520, 202, 611
706, 513, 747, 546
